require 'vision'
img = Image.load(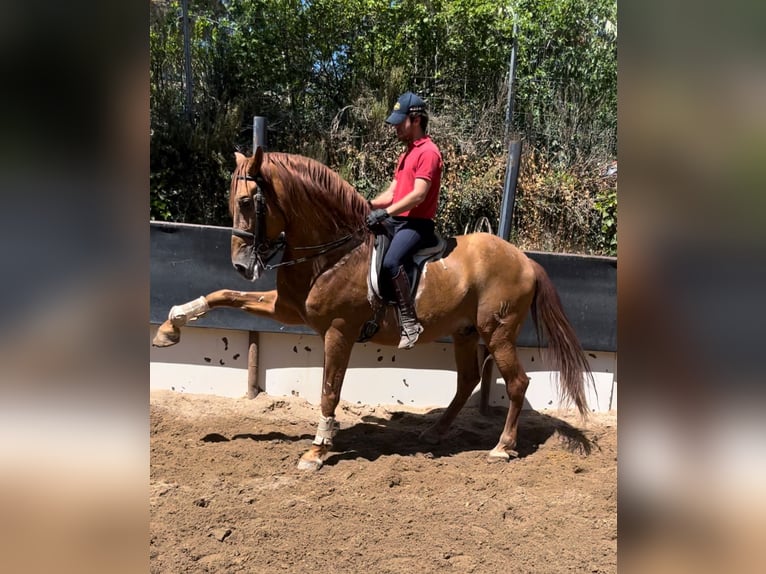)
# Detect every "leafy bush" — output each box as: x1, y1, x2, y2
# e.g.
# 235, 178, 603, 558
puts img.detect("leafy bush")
593, 185, 617, 256
150, 0, 617, 255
